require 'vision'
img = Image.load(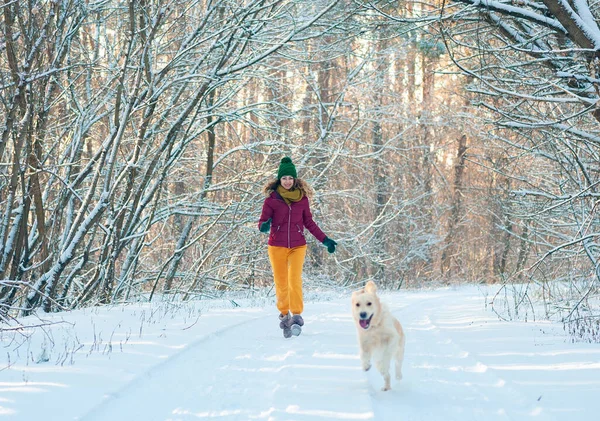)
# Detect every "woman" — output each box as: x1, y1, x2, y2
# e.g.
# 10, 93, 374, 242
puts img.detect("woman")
258, 157, 337, 338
